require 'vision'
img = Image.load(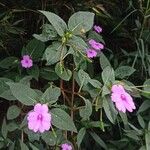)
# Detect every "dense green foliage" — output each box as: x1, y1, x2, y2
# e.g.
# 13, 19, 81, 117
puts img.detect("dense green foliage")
0, 0, 150, 150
